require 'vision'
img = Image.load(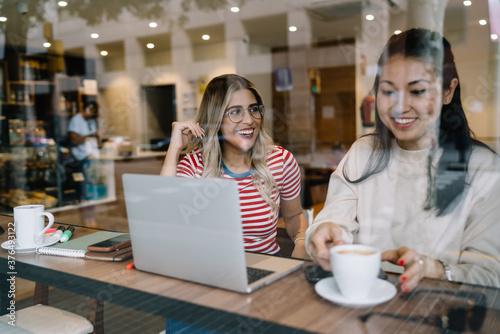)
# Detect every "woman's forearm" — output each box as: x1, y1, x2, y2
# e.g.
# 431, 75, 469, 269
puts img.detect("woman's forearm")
160, 147, 182, 176
285, 213, 308, 242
